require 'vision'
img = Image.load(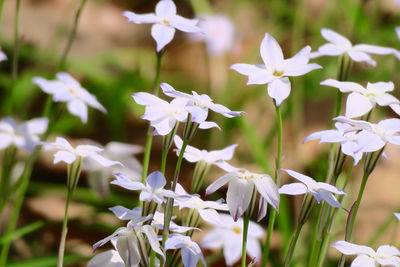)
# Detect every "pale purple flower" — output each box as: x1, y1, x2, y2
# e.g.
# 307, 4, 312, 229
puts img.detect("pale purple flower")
0, 50, 6, 62
111, 171, 180, 204
334, 116, 400, 153
311, 28, 400, 66
45, 137, 121, 167
0, 117, 48, 153
161, 82, 245, 127
331, 240, 400, 266
87, 242, 124, 267
231, 33, 321, 106
395, 213, 400, 221
206, 169, 279, 221
132, 92, 188, 135
33, 72, 106, 123
321, 79, 400, 118
174, 135, 239, 172
304, 122, 363, 165
201, 214, 264, 266
165, 234, 206, 267
279, 169, 345, 208
123, 0, 201, 52
190, 14, 235, 56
